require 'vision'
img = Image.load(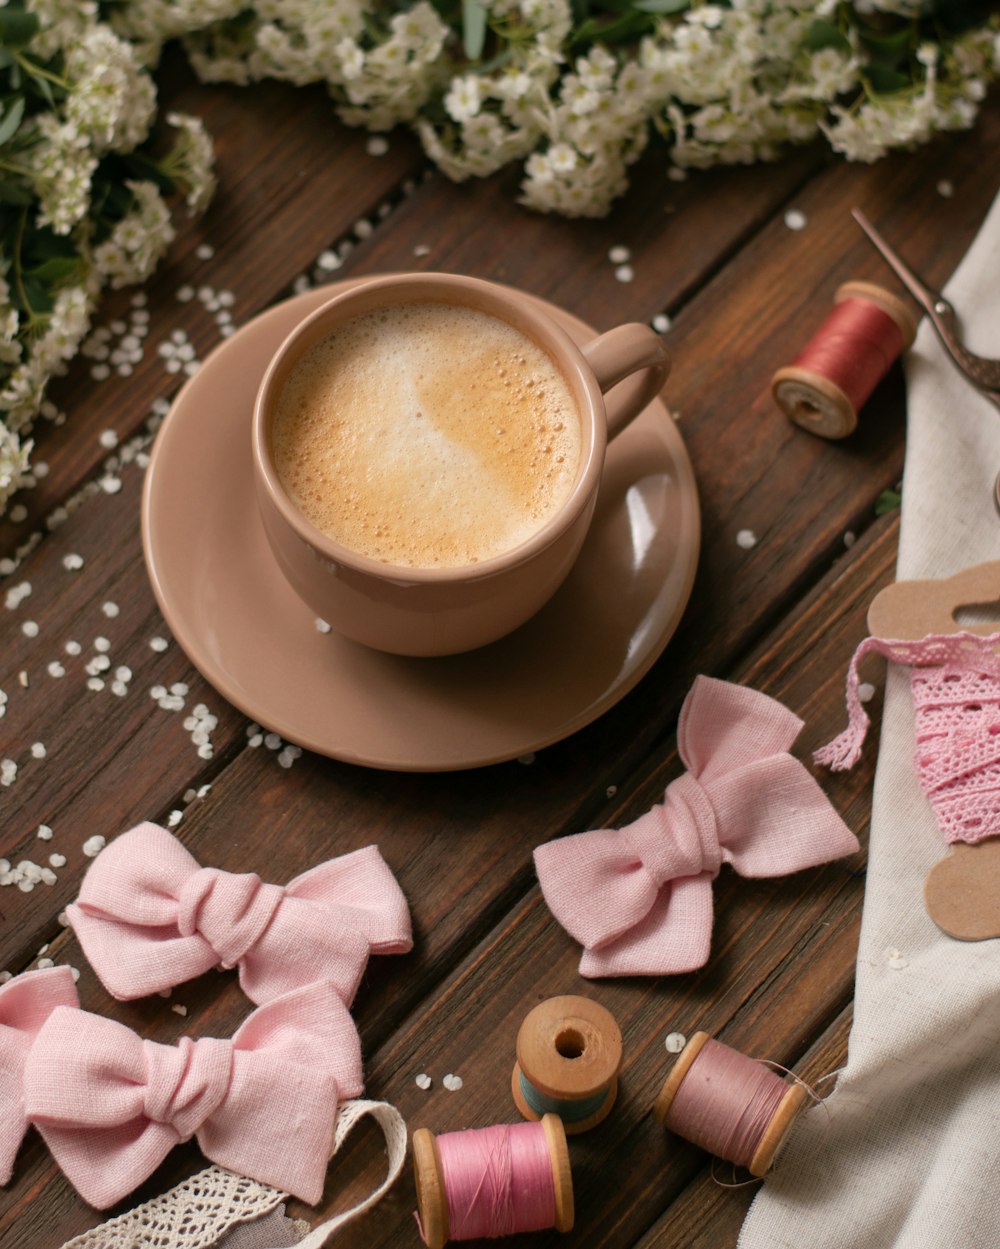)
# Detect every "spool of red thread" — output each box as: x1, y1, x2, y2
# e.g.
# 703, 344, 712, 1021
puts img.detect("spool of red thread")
652, 1032, 809, 1177
772, 280, 917, 438
412, 1115, 574, 1248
